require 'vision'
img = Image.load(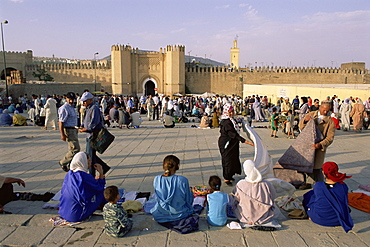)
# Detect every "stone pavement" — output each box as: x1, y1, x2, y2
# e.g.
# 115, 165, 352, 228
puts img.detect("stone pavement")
1, 116, 370, 247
